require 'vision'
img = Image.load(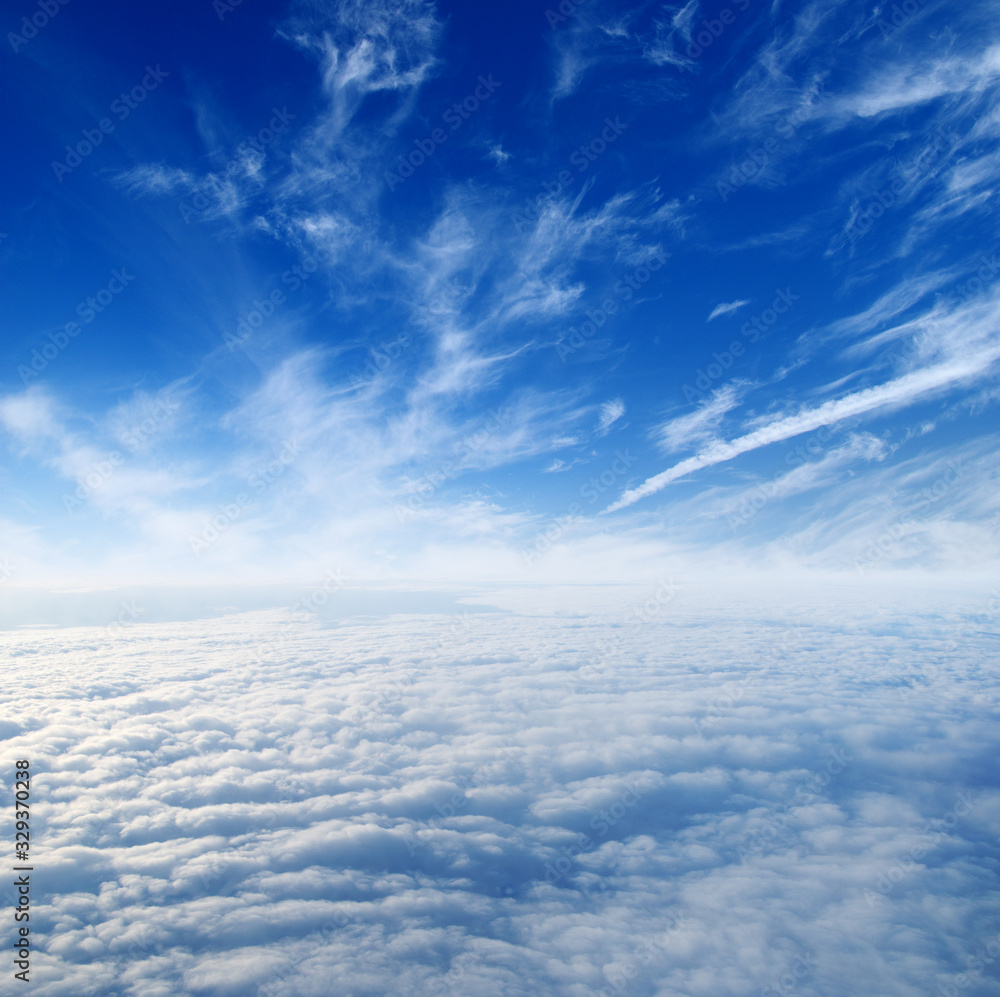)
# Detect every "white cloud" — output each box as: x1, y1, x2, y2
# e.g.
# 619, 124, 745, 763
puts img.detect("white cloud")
711, 0, 845, 138
0, 388, 64, 444
113, 164, 194, 196
707, 299, 750, 322
644, 0, 700, 68
840, 44, 1000, 119
596, 398, 625, 434
543, 458, 582, 473
4, 580, 999, 995
286, 0, 442, 139
610, 288, 1000, 511
655, 384, 743, 454
10, 0, 1000, 595
807, 269, 955, 348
